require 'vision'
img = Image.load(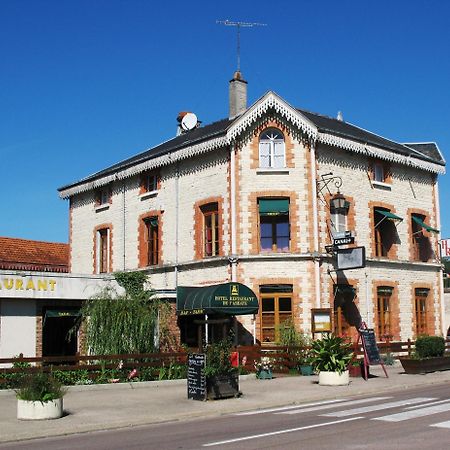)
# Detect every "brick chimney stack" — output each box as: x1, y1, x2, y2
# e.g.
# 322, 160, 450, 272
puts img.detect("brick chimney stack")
229, 70, 247, 119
